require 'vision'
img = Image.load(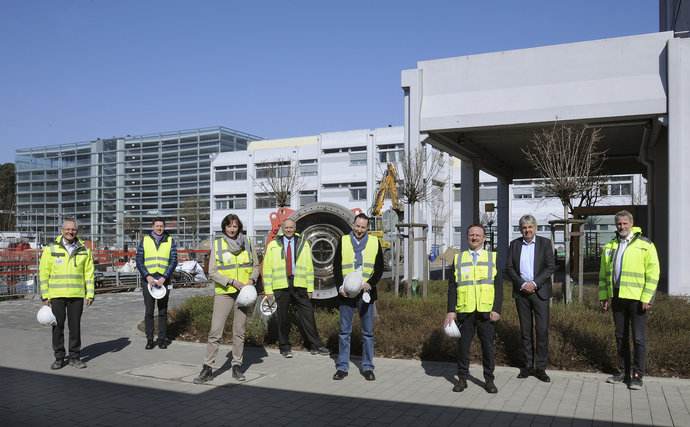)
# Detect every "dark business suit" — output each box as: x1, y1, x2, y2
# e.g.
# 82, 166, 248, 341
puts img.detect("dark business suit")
505, 235, 556, 372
